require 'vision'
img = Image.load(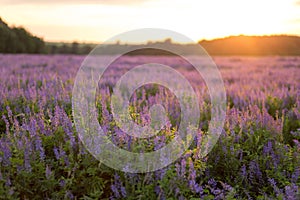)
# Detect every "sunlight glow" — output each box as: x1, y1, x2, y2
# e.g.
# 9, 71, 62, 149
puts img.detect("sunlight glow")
0, 0, 299, 43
